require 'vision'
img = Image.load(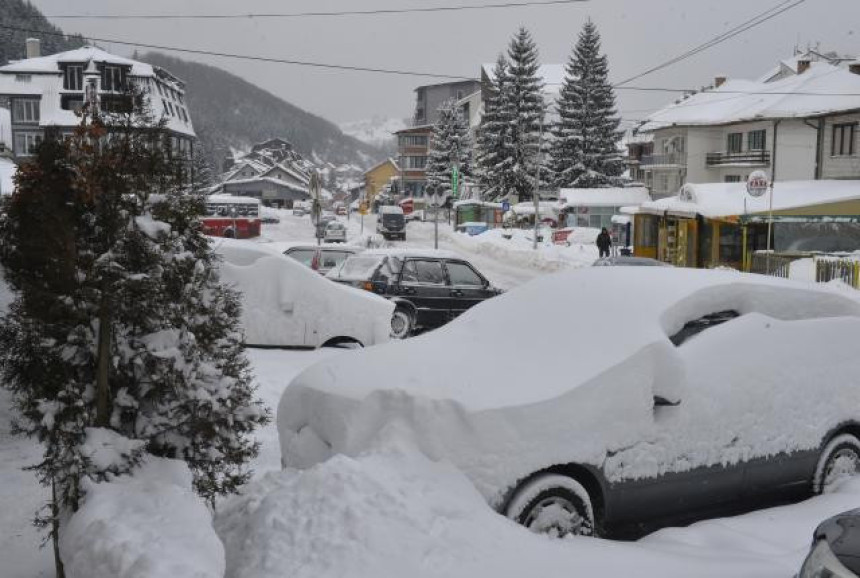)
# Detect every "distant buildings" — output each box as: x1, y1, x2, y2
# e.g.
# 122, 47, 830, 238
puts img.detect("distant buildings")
363, 158, 399, 202
627, 50, 860, 198
213, 138, 313, 208
0, 40, 195, 162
